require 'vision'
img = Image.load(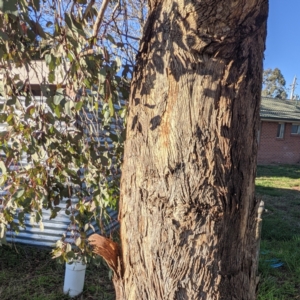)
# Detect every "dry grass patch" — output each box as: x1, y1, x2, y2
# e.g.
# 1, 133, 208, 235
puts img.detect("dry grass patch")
0, 244, 114, 300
